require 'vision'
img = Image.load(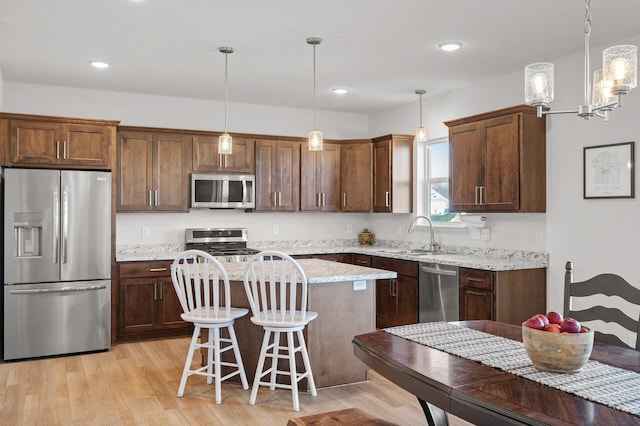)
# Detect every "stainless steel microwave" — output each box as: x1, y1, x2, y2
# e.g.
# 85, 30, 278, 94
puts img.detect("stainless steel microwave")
191, 173, 255, 209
